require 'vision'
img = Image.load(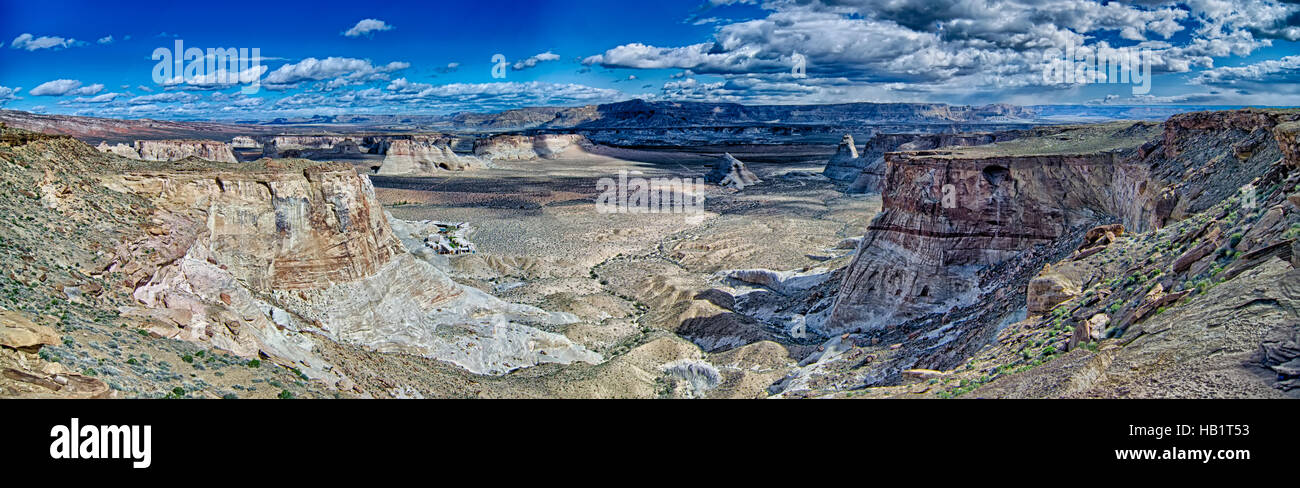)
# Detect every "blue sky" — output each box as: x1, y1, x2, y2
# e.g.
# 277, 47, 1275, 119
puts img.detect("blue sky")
1, 0, 1298, 120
